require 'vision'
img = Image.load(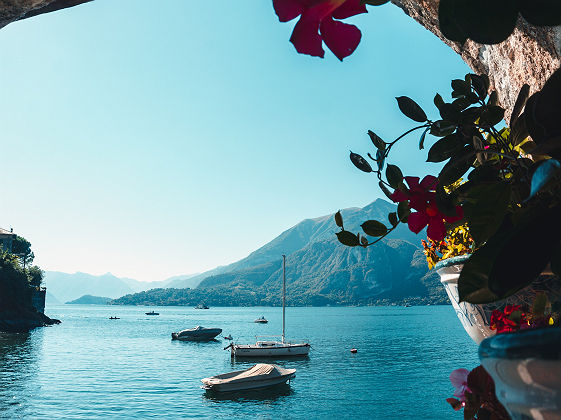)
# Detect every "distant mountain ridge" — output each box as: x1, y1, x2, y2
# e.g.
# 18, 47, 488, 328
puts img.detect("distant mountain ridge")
166, 199, 420, 289
114, 200, 447, 306
43, 271, 198, 303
